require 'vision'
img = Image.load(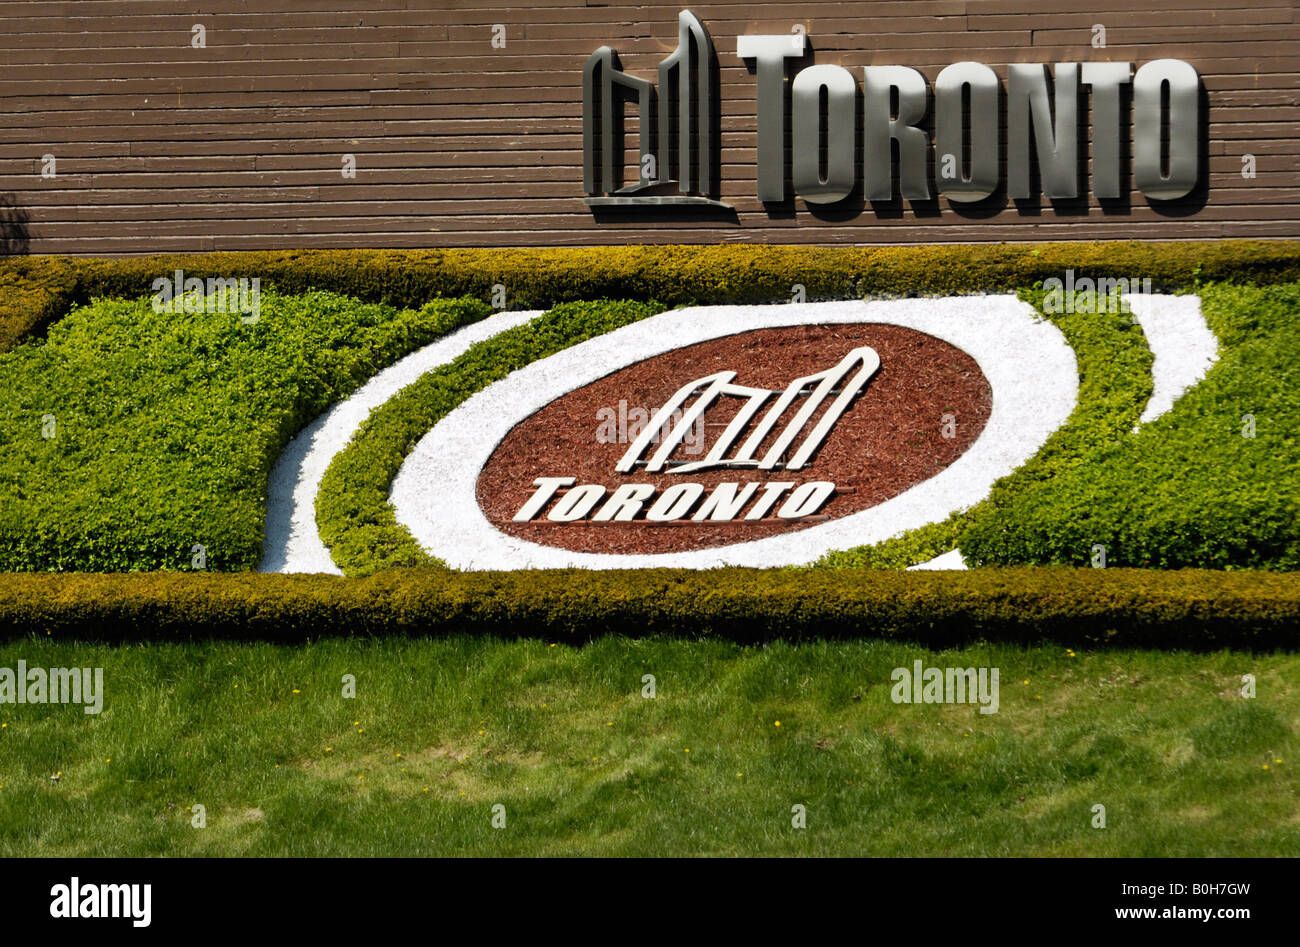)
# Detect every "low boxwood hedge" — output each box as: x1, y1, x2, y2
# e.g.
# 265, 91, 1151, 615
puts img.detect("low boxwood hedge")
0, 568, 1296, 648
0, 257, 81, 351
4, 241, 1300, 351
